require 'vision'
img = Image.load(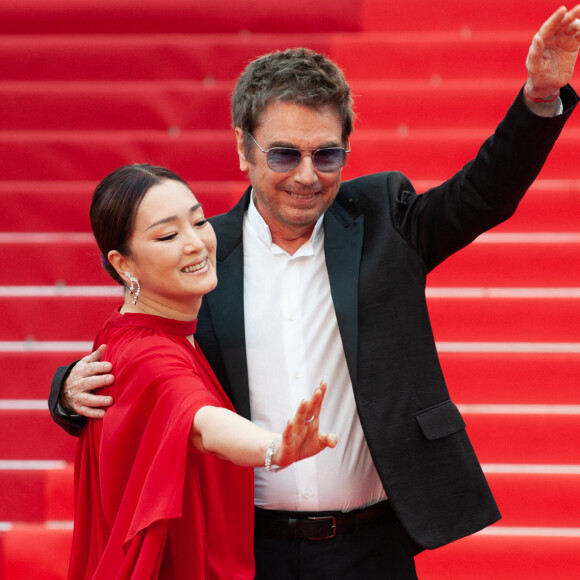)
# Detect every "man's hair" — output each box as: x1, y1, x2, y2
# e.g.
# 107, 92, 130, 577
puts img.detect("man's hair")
231, 48, 355, 159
